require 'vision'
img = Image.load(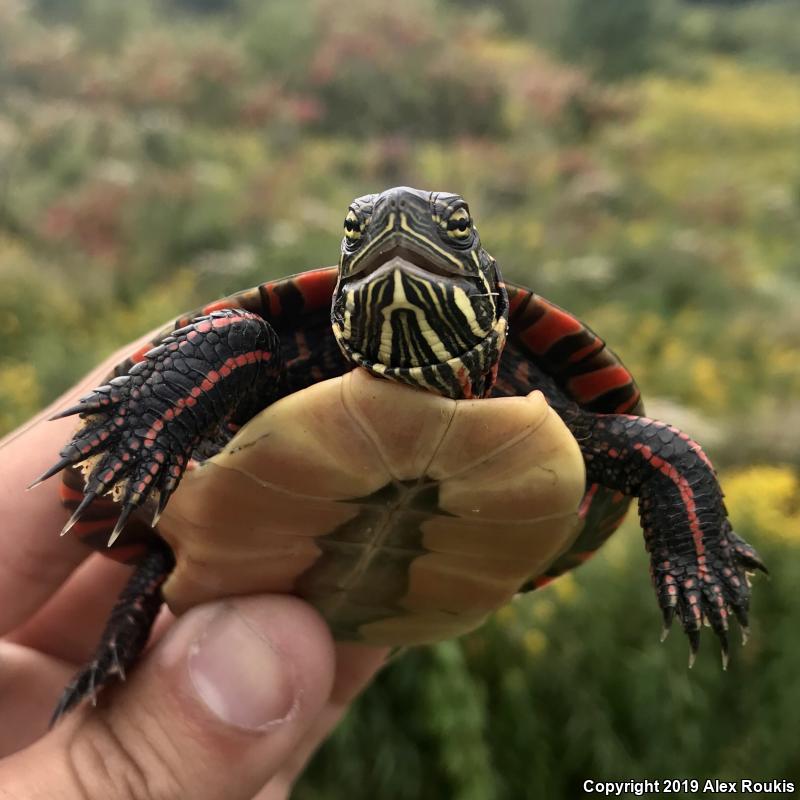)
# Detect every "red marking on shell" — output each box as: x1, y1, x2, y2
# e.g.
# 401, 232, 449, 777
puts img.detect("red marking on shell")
293, 267, 339, 311
615, 388, 642, 413
521, 302, 584, 355
568, 339, 603, 364
568, 365, 633, 403
506, 286, 530, 316
633, 441, 705, 558
60, 484, 84, 503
